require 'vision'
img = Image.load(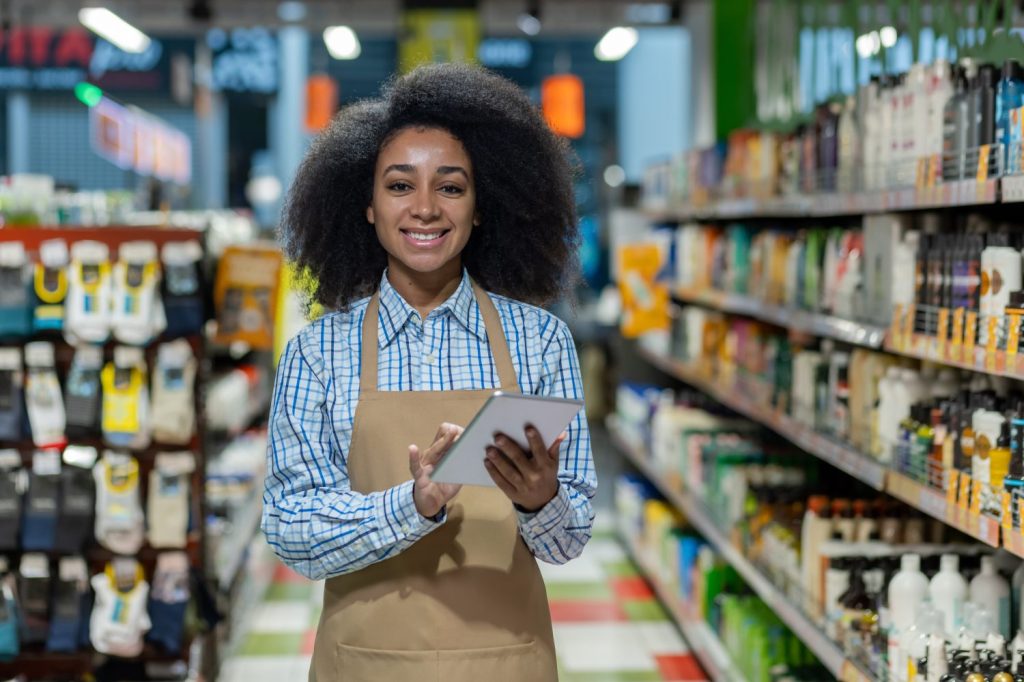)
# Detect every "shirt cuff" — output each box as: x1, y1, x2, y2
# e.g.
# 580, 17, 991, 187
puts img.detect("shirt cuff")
392, 480, 447, 540
516, 485, 571, 540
